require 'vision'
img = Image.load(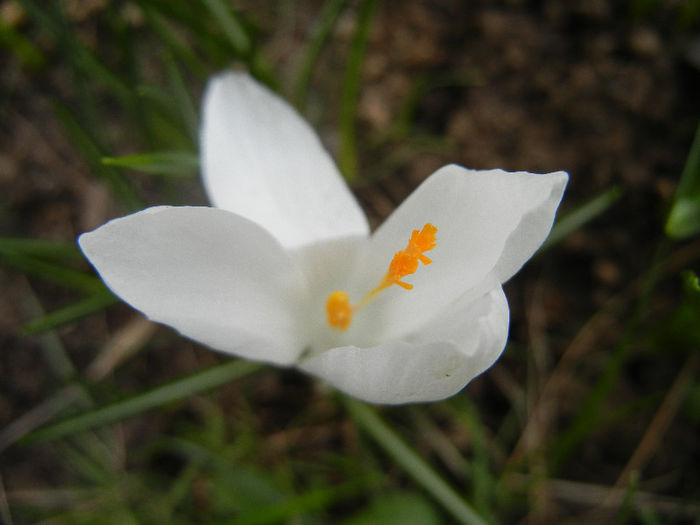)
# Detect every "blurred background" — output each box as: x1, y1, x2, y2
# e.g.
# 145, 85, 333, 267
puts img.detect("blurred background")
1, 0, 699, 523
